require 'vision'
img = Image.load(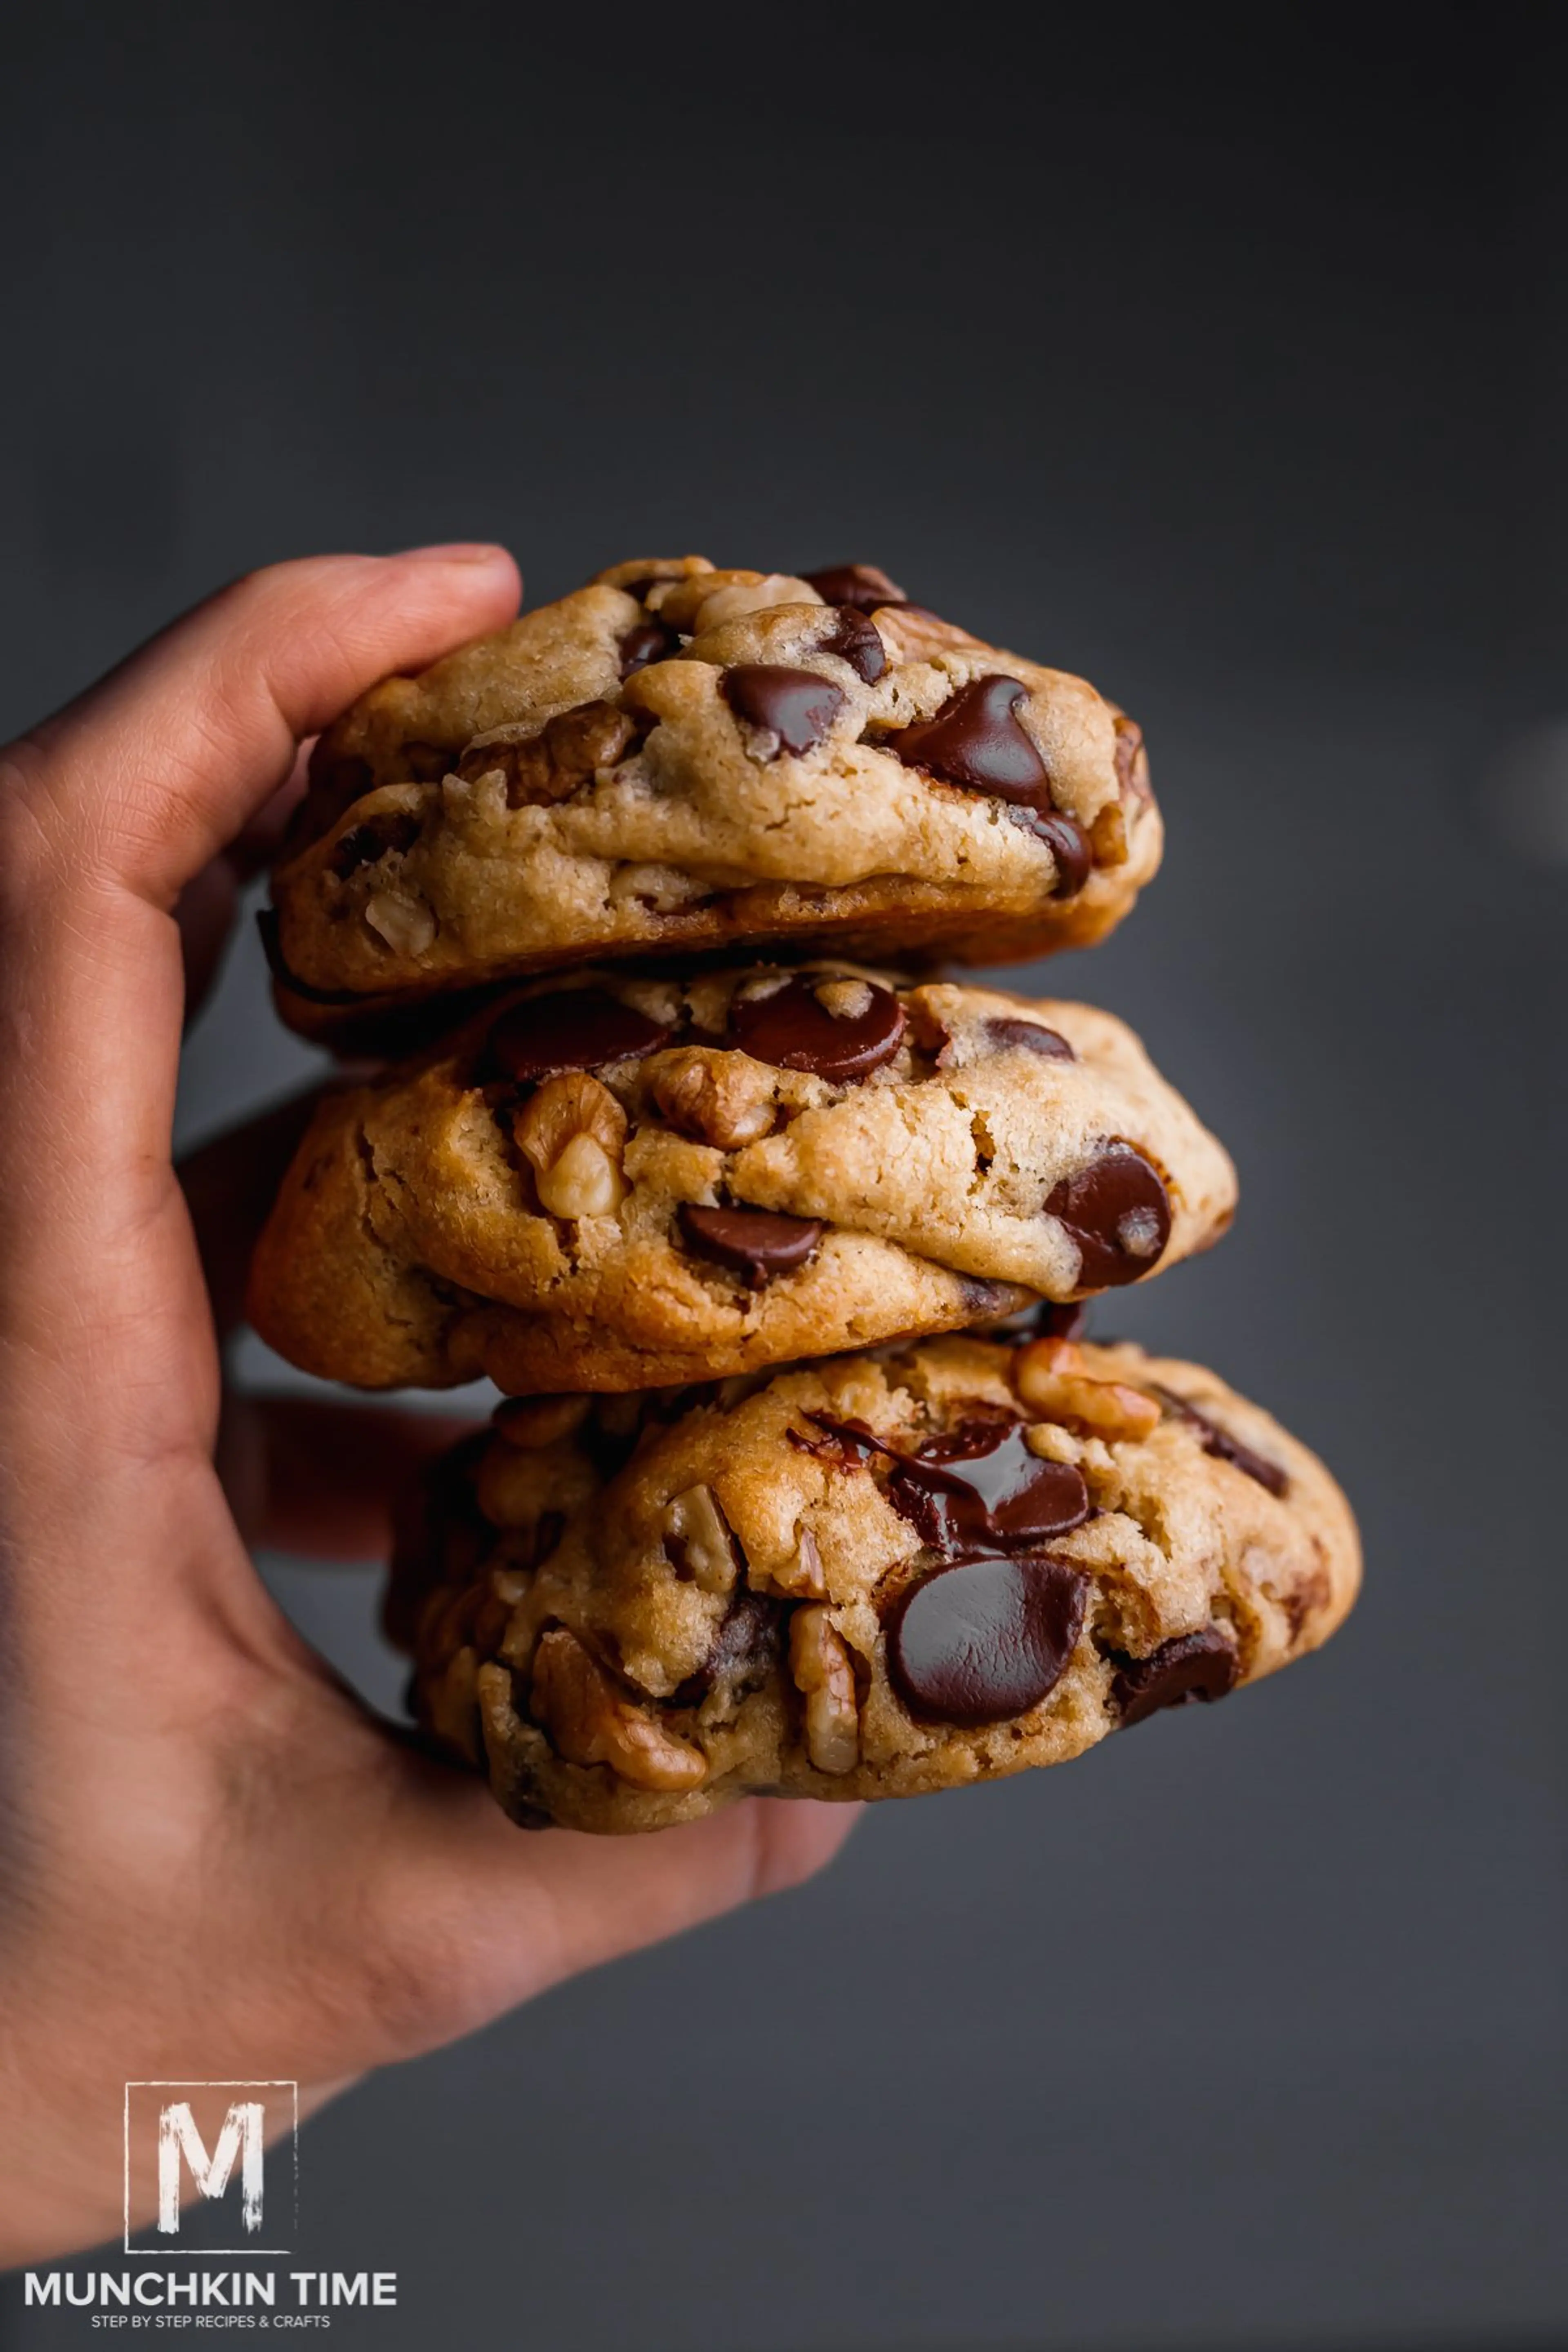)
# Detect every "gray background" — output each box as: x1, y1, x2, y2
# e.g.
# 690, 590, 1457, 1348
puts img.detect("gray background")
3, 6, 1564, 2347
